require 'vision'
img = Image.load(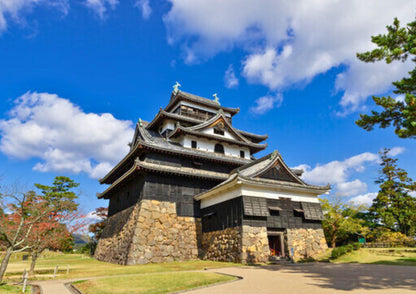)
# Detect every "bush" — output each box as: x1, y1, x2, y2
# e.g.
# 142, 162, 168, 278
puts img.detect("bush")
352, 242, 362, 250
331, 247, 346, 259
331, 243, 362, 259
